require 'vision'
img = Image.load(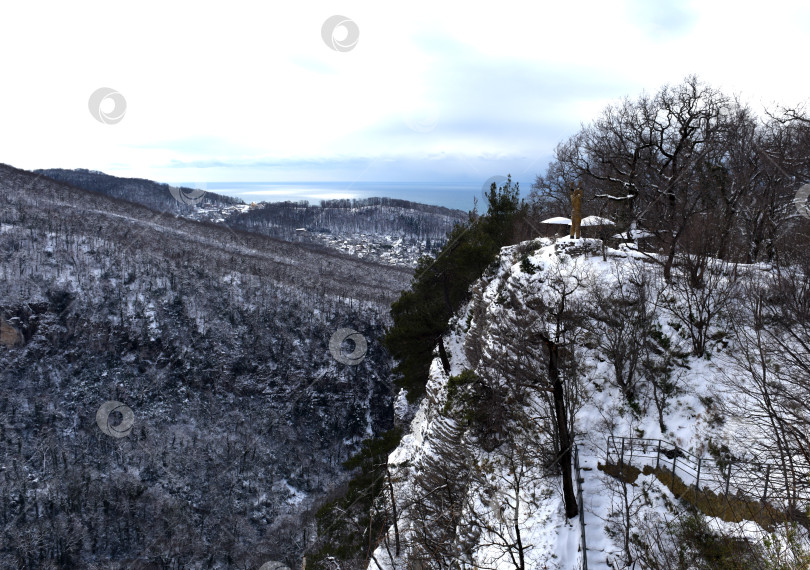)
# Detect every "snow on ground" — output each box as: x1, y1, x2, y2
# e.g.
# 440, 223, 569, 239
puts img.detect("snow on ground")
369, 236, 806, 569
